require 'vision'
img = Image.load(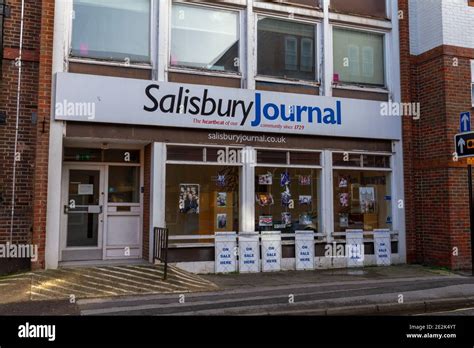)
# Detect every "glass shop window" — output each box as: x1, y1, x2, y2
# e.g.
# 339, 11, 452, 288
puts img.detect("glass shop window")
255, 167, 320, 233
165, 164, 240, 237
171, 4, 240, 73
333, 28, 385, 86
333, 170, 392, 232
71, 0, 151, 62
257, 17, 316, 81
108, 166, 140, 203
